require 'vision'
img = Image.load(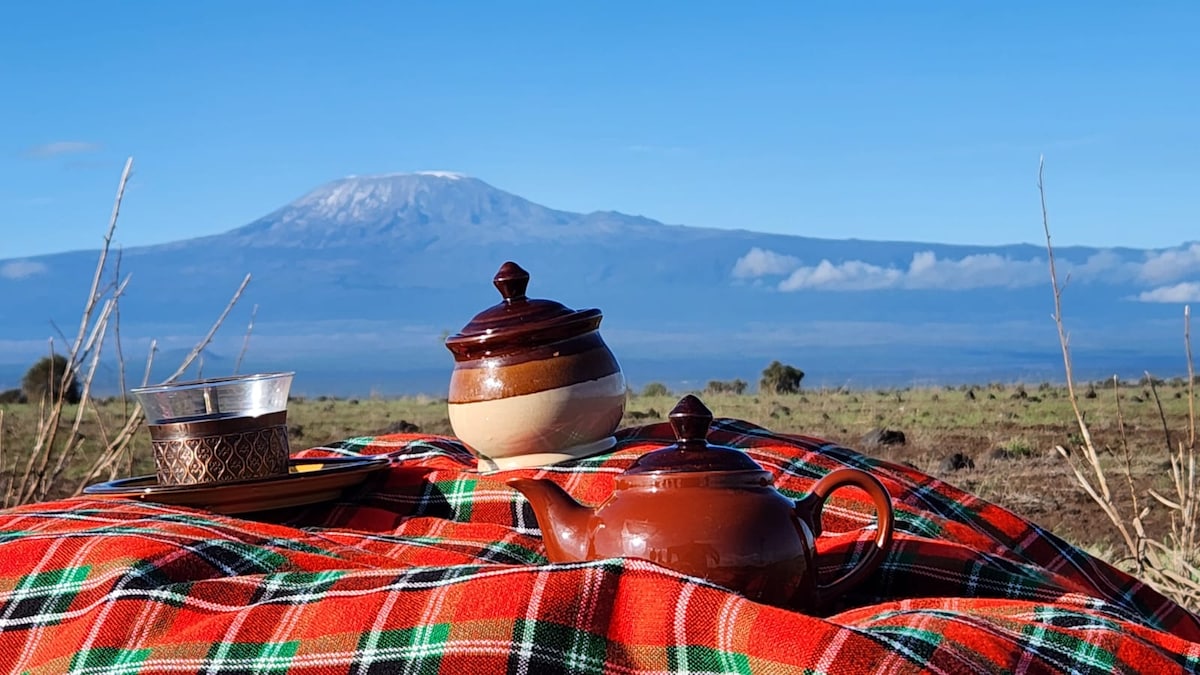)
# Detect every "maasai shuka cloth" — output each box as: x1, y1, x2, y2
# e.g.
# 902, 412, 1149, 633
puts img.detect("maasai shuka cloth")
0, 418, 1198, 674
